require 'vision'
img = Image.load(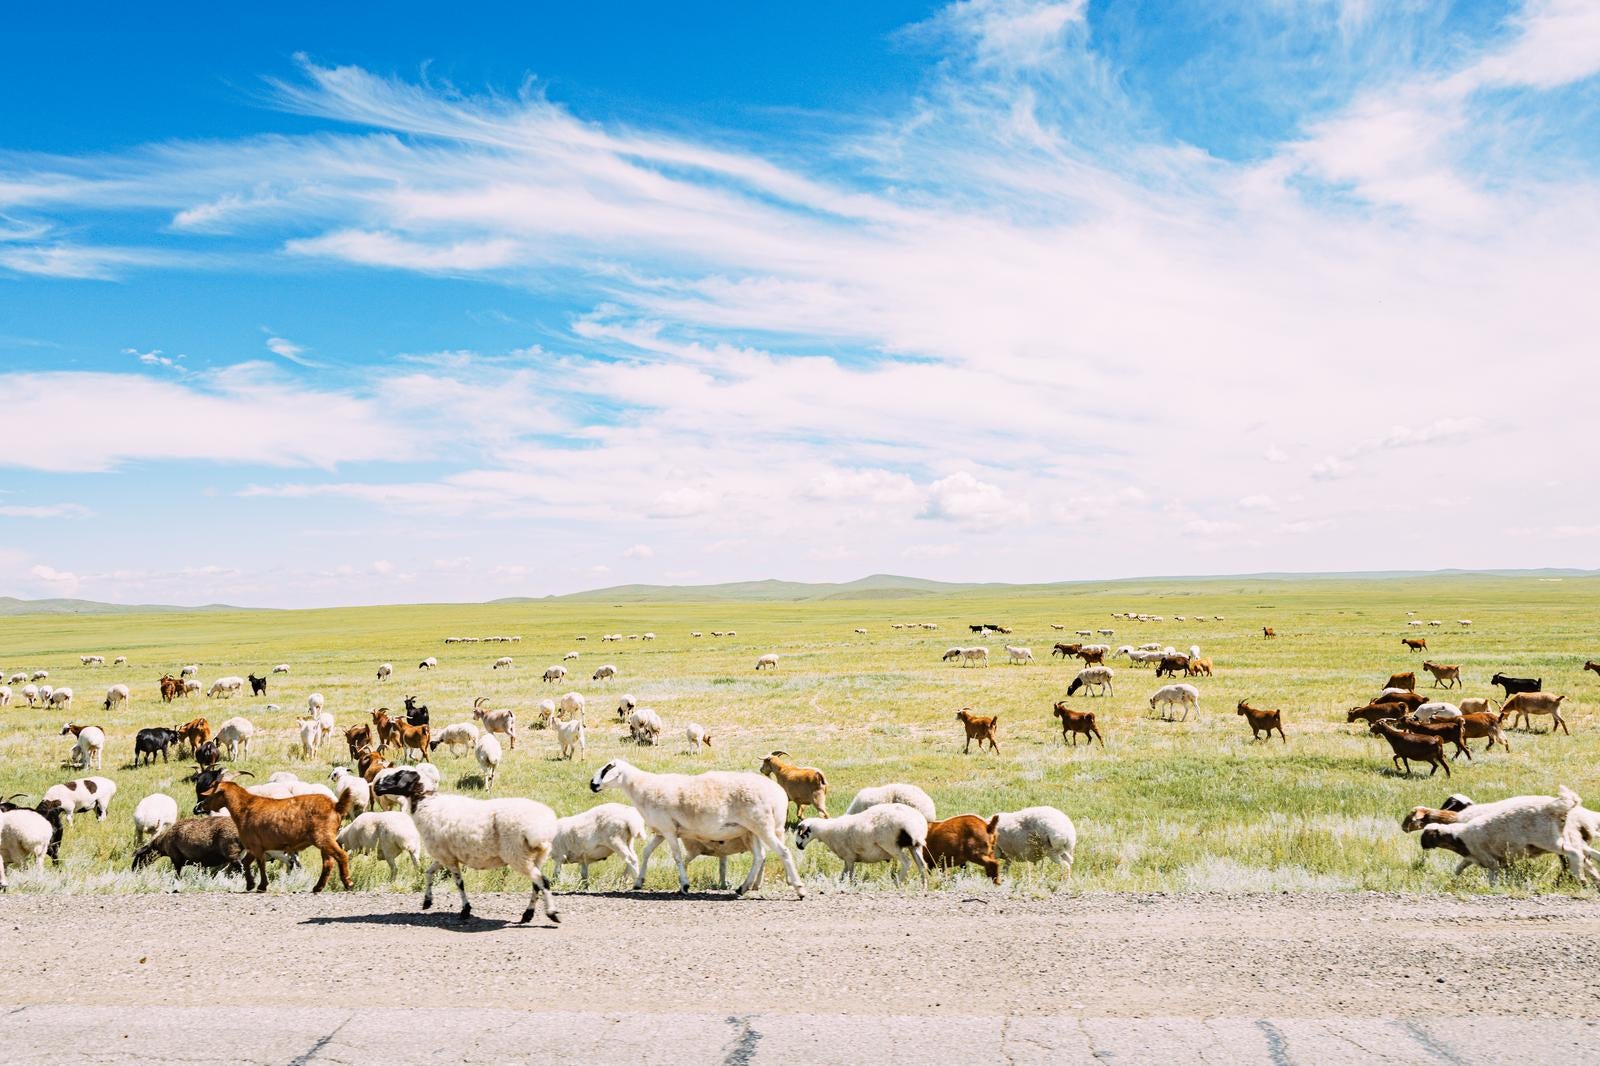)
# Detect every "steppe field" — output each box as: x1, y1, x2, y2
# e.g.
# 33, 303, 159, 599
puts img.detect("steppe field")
3, 571, 1597, 896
